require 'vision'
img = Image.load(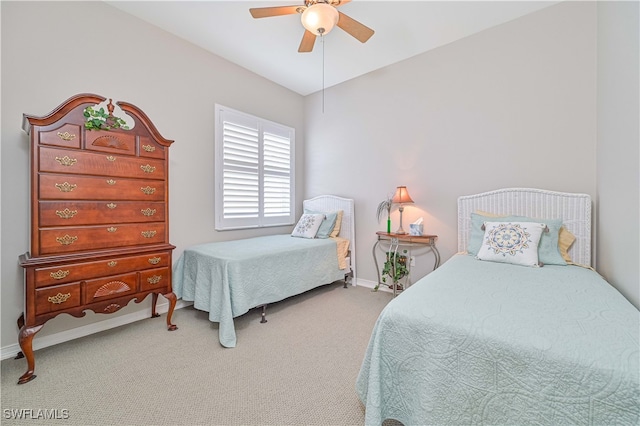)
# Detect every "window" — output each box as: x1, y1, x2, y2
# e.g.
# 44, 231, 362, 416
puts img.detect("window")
214, 105, 295, 230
